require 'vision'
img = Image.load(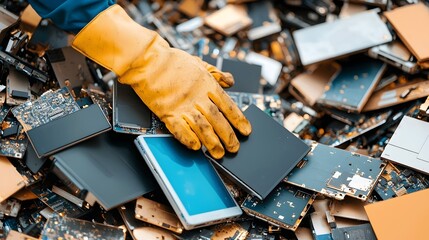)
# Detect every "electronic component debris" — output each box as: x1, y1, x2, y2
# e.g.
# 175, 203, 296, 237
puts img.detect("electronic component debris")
228, 91, 284, 125
41, 214, 125, 240
285, 141, 386, 201
374, 162, 429, 200
0, 199, 21, 218
0, 51, 48, 83
31, 186, 88, 218
1, 116, 27, 159
178, 221, 251, 240
11, 87, 80, 132
135, 197, 183, 234
241, 183, 316, 231
9, 157, 43, 186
